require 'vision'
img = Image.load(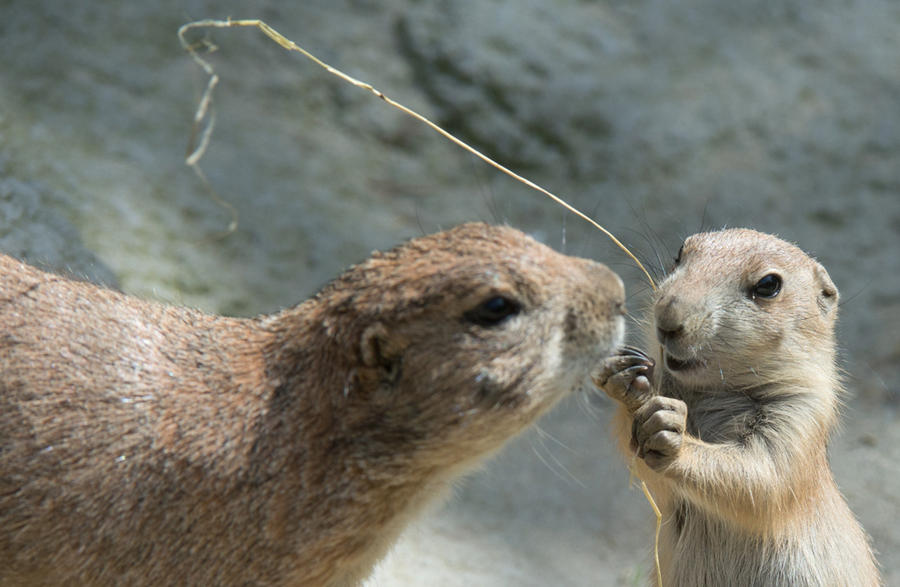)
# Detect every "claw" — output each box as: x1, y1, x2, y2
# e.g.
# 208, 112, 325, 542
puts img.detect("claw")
593, 347, 656, 409
593, 354, 640, 387
607, 352, 653, 371
620, 345, 653, 362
